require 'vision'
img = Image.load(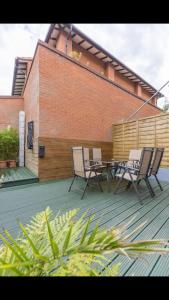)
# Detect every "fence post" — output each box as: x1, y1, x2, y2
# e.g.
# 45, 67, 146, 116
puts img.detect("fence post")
136, 120, 139, 149
154, 117, 157, 148
122, 123, 125, 158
